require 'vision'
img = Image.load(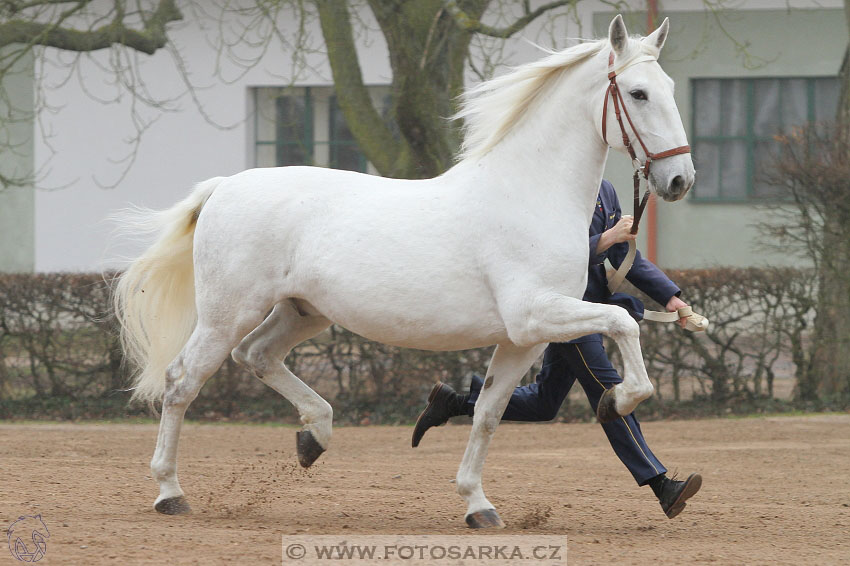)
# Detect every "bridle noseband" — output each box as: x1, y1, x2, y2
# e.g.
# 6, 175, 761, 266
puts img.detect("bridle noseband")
601, 51, 690, 234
